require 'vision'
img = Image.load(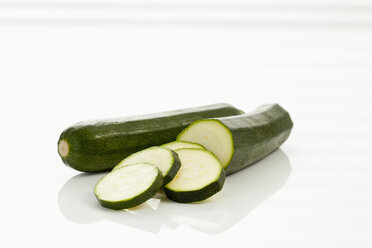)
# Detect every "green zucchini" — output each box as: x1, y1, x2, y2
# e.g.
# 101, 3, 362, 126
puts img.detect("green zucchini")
112, 146, 180, 185
177, 103, 293, 175
164, 148, 226, 203
161, 141, 205, 151
94, 162, 163, 210
58, 103, 242, 172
